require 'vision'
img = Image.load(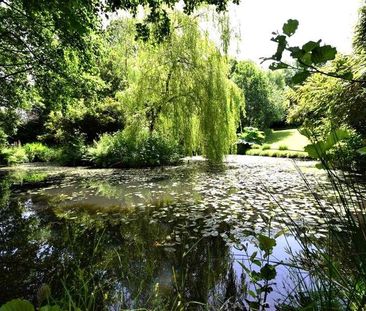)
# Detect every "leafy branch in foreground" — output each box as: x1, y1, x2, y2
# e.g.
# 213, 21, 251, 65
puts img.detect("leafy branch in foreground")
263, 19, 359, 84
